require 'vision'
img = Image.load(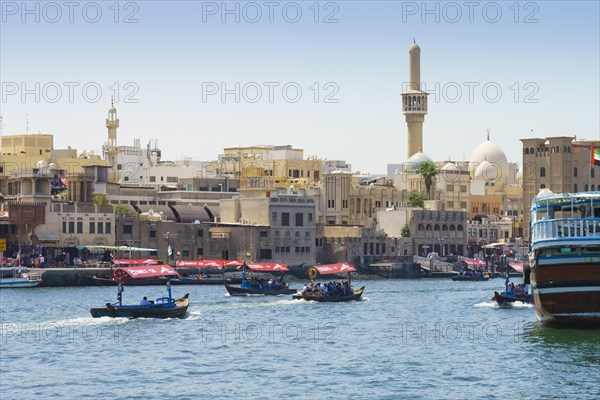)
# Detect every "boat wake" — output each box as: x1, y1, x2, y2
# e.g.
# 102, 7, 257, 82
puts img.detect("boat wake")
473, 301, 500, 309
